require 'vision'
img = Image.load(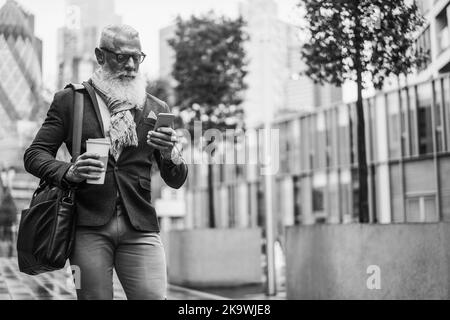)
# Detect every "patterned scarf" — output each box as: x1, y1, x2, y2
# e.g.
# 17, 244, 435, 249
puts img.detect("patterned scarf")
91, 79, 142, 160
